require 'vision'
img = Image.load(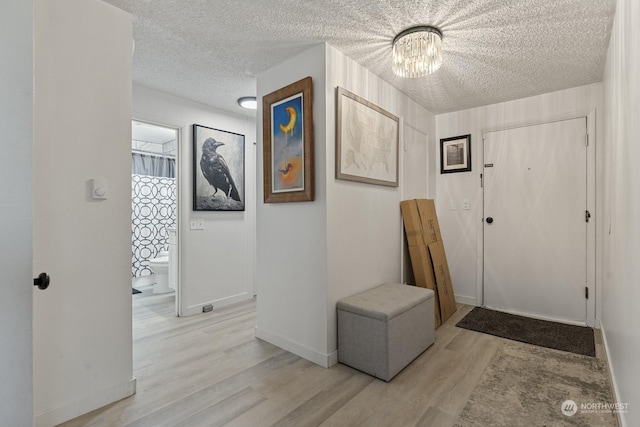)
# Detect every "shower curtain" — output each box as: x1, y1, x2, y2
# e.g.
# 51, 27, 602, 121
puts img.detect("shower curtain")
131, 153, 177, 278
